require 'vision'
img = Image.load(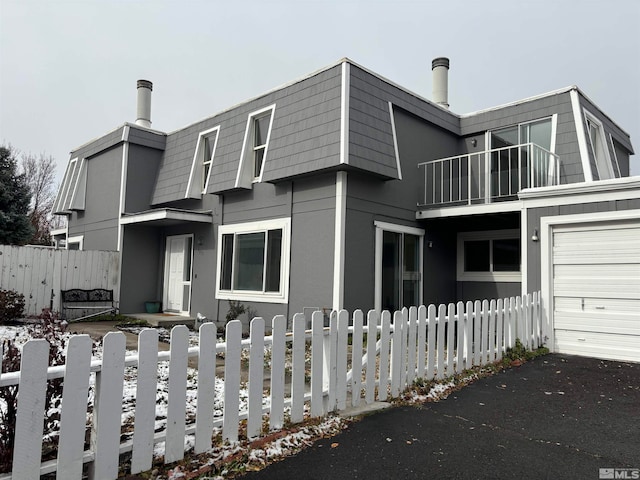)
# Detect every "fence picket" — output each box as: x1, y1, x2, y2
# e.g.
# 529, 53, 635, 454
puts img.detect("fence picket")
336, 310, 349, 410
194, 323, 216, 454
351, 310, 364, 407
524, 295, 531, 349
426, 304, 436, 380
473, 300, 482, 367
532, 292, 540, 348
465, 302, 473, 370
455, 302, 464, 373
481, 300, 489, 365
269, 316, 286, 431
12, 339, 49, 480
247, 317, 265, 439
378, 310, 391, 401
310, 311, 324, 417
416, 306, 427, 379
436, 304, 446, 379
165, 326, 189, 464
399, 308, 409, 389
223, 320, 242, 442
90, 332, 126, 480
496, 299, 504, 360
132, 329, 159, 471
324, 312, 338, 412
488, 300, 496, 362
407, 307, 417, 385
290, 313, 306, 424
446, 303, 456, 374
56, 335, 92, 479
365, 310, 378, 404
390, 311, 403, 397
